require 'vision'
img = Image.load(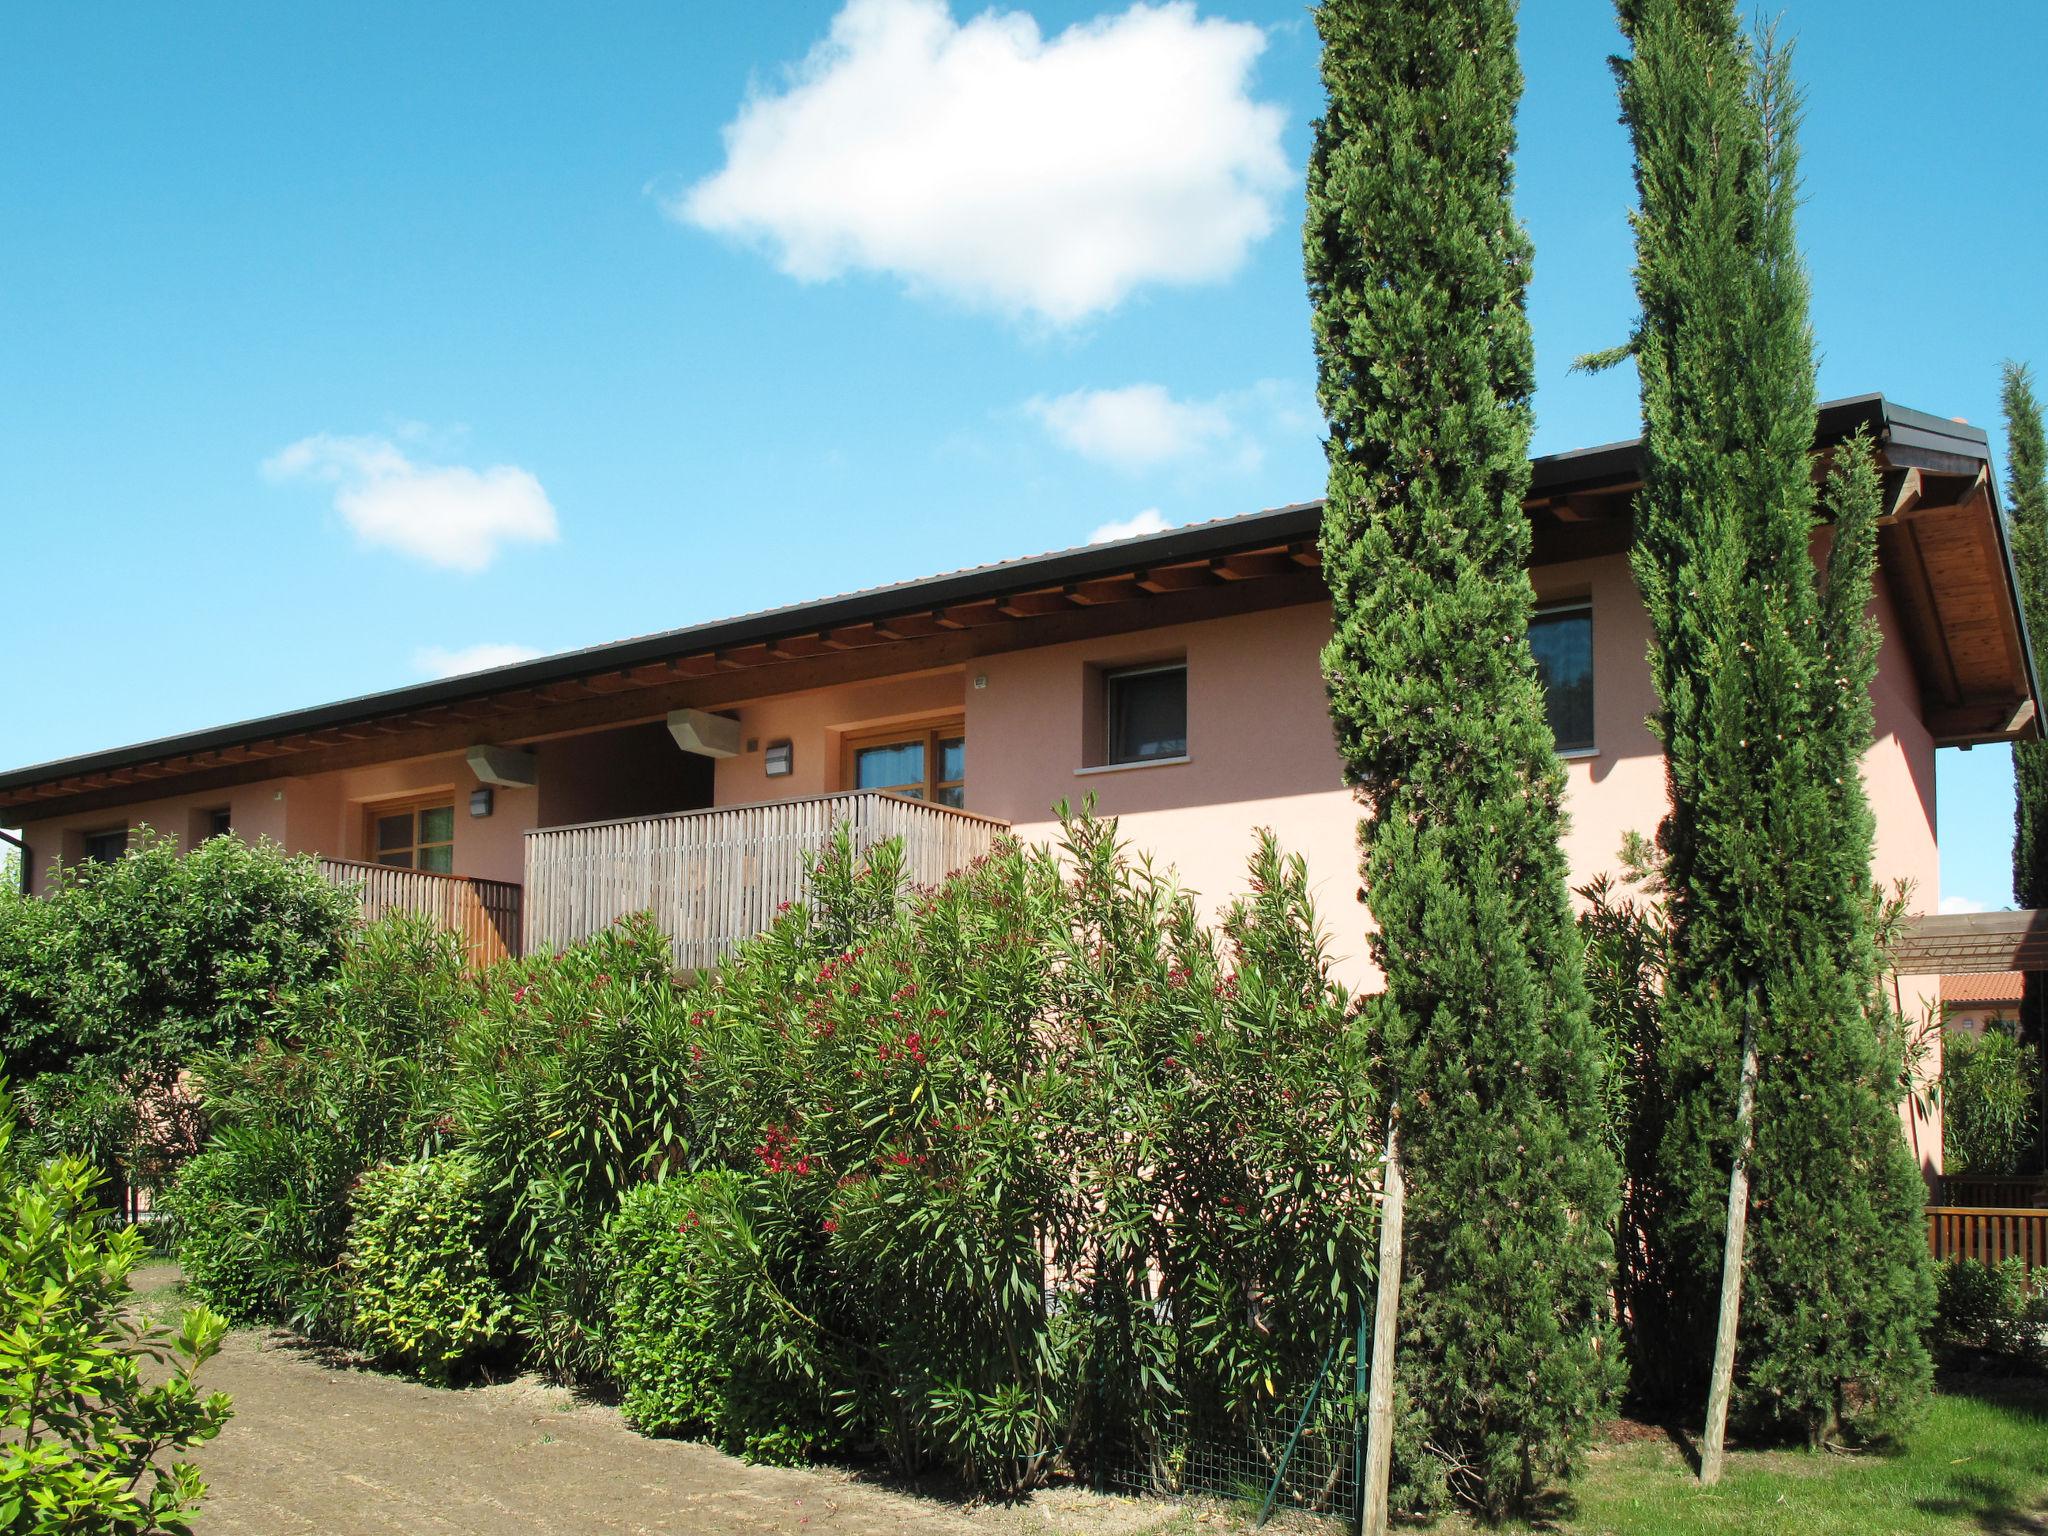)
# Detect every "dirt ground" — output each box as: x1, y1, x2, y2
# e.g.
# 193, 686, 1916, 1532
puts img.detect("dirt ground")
128, 1267, 1210, 1536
